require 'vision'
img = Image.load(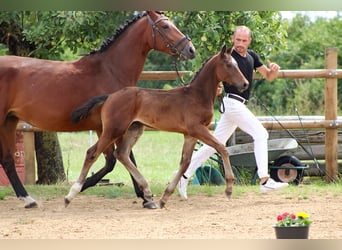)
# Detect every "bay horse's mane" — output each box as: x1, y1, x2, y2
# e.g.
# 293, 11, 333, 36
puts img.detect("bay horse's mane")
88, 12, 146, 55
88, 11, 163, 56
